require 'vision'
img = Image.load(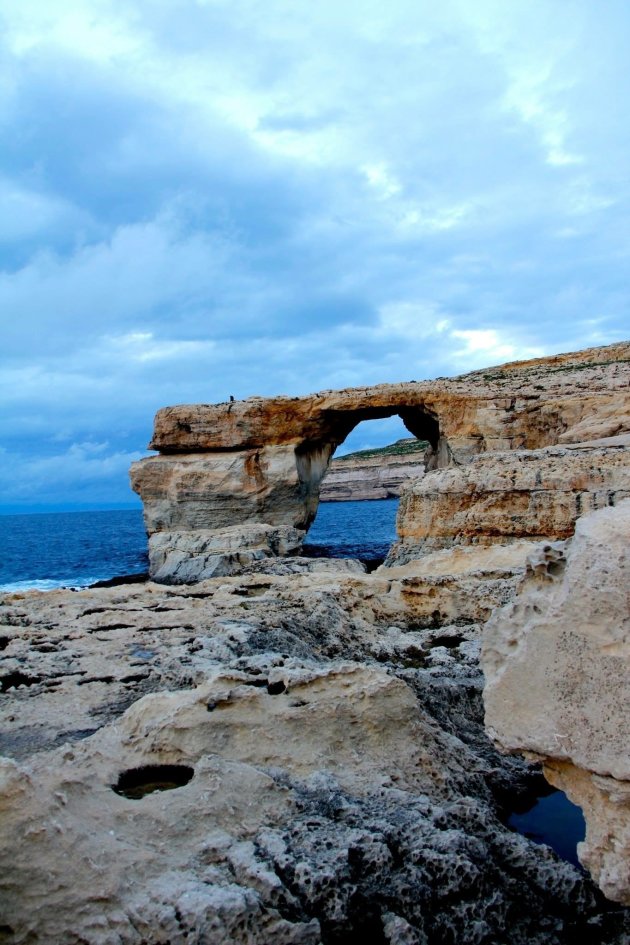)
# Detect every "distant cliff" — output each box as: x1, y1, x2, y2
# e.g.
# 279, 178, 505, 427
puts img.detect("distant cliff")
319, 438, 428, 502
